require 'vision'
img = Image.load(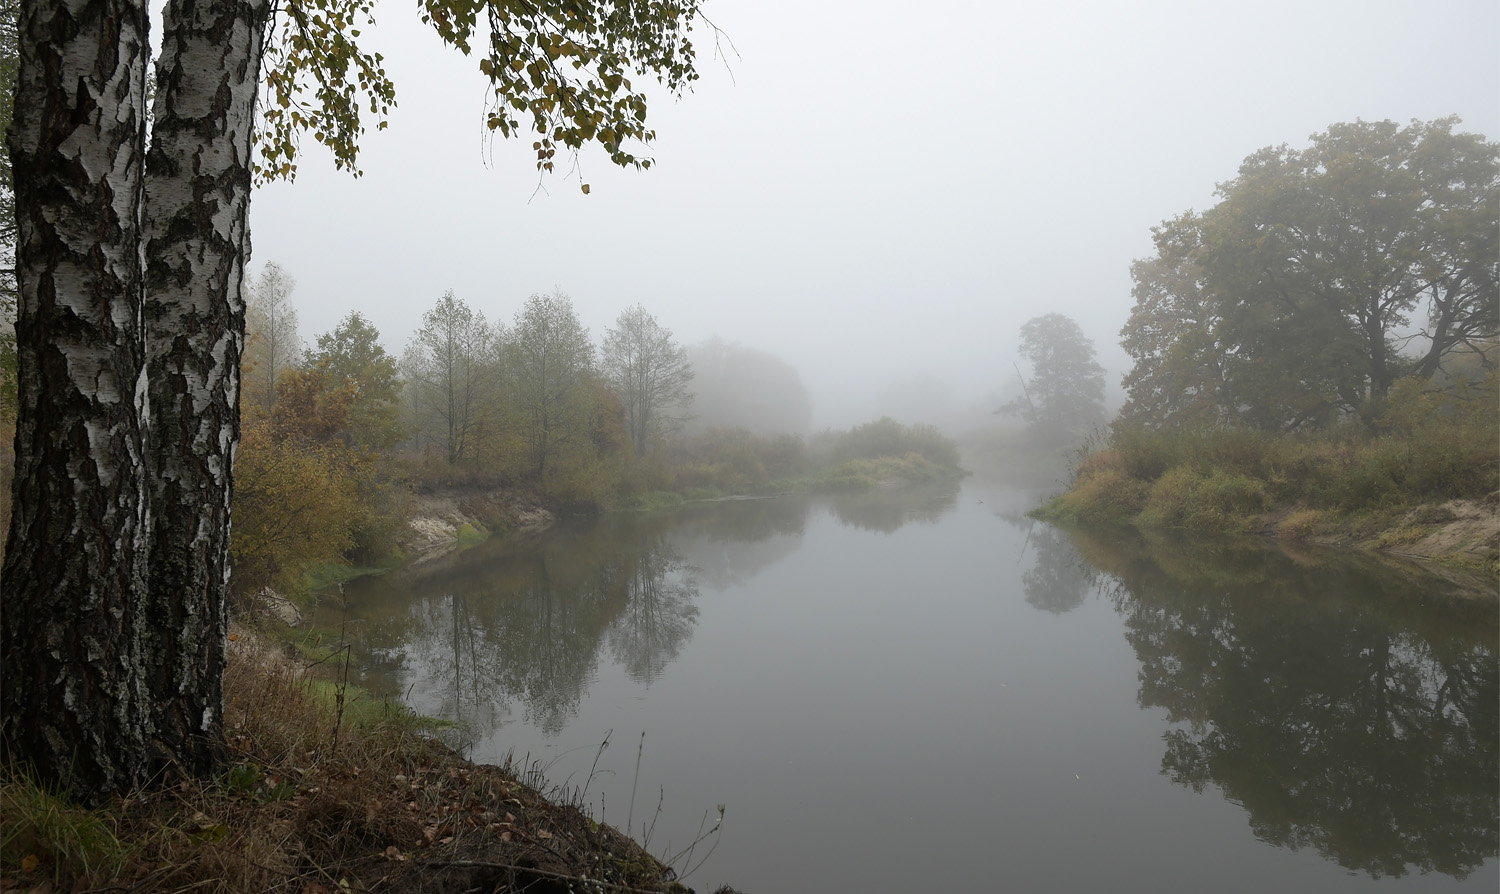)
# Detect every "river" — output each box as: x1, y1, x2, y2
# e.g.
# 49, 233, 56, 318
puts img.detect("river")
316, 481, 1499, 893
